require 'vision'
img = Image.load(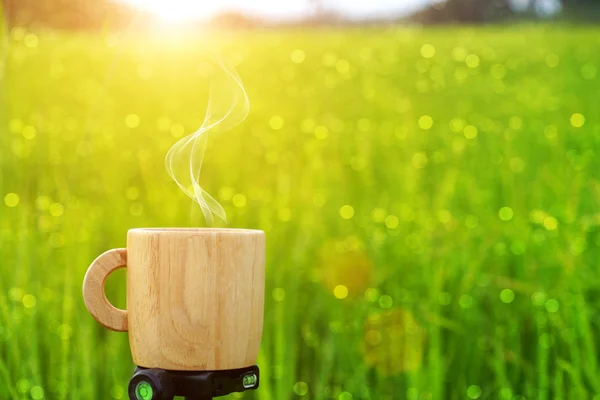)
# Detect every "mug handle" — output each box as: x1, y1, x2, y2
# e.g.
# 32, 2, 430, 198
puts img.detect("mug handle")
82, 248, 128, 332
